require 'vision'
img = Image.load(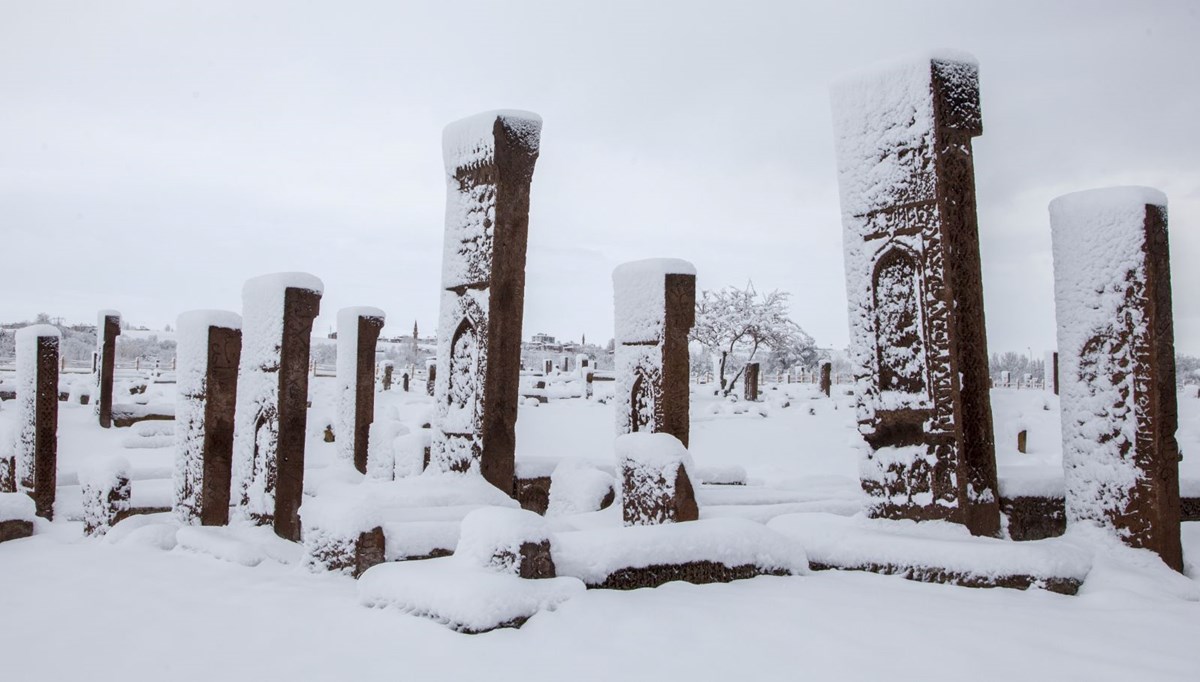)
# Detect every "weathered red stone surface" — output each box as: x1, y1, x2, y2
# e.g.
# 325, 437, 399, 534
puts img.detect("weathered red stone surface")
275, 288, 321, 541
834, 55, 1000, 536
97, 312, 120, 429
743, 362, 760, 402
201, 326, 241, 525
431, 112, 541, 495
1051, 191, 1182, 571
